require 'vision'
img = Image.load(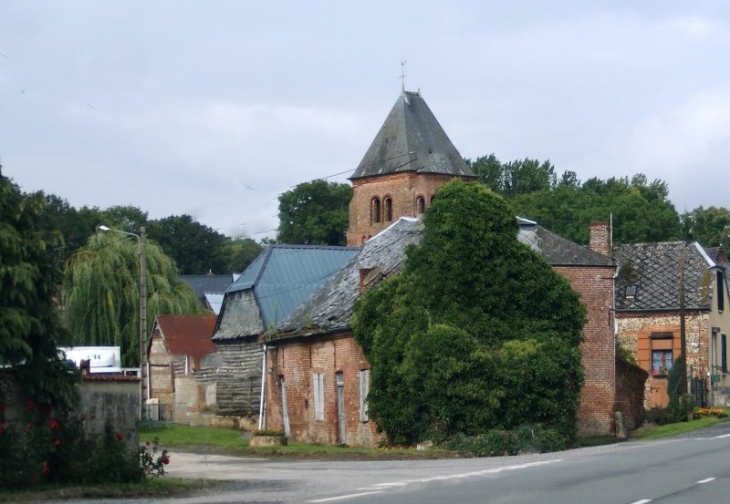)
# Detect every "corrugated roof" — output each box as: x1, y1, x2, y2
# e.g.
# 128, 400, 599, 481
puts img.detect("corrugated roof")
268, 218, 423, 340
213, 245, 359, 341
154, 314, 217, 358
614, 241, 715, 311
350, 91, 475, 180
